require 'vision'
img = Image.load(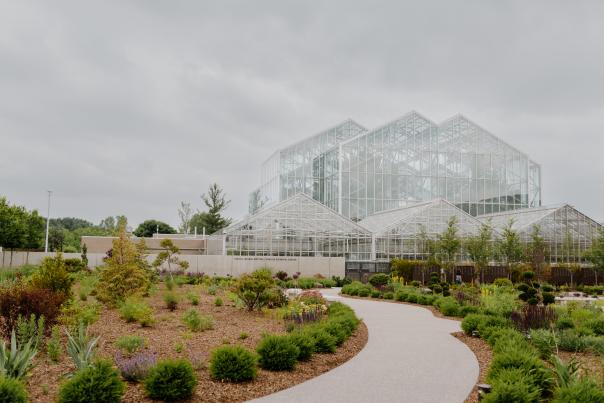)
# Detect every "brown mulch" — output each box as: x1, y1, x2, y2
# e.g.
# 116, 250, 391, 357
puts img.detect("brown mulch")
558, 351, 604, 381
26, 284, 368, 402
